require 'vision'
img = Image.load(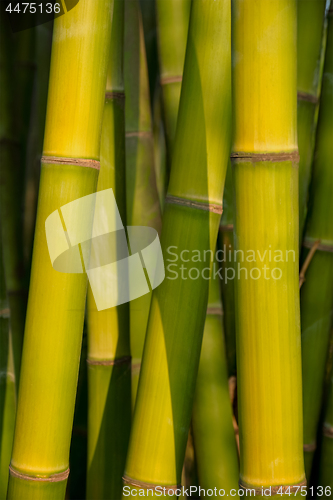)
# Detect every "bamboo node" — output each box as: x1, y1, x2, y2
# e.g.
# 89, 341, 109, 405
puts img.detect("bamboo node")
303, 442, 317, 452
206, 307, 223, 315
160, 75, 183, 85
323, 423, 333, 439
219, 224, 234, 232
303, 238, 333, 253
297, 91, 319, 104
41, 156, 100, 170
239, 479, 307, 496
9, 465, 70, 483
231, 151, 300, 163
166, 195, 223, 215
125, 131, 153, 139
87, 355, 131, 366
105, 91, 125, 100
123, 475, 181, 493
0, 308, 10, 318
299, 239, 321, 288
